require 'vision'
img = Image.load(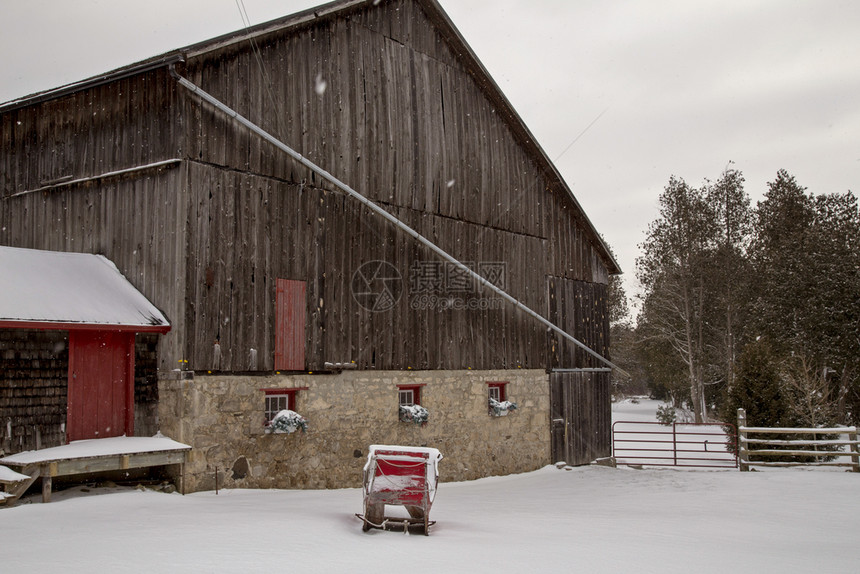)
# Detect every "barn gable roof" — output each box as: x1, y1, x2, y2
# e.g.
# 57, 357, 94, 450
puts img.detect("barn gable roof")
0, 0, 620, 275
0, 246, 170, 332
